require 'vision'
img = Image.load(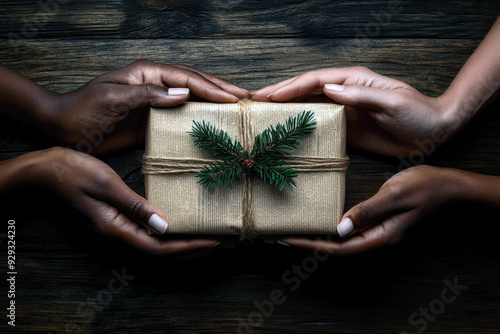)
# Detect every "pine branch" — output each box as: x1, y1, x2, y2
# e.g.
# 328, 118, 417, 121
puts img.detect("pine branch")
189, 111, 316, 191
196, 160, 244, 190
252, 110, 316, 158
189, 120, 243, 161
